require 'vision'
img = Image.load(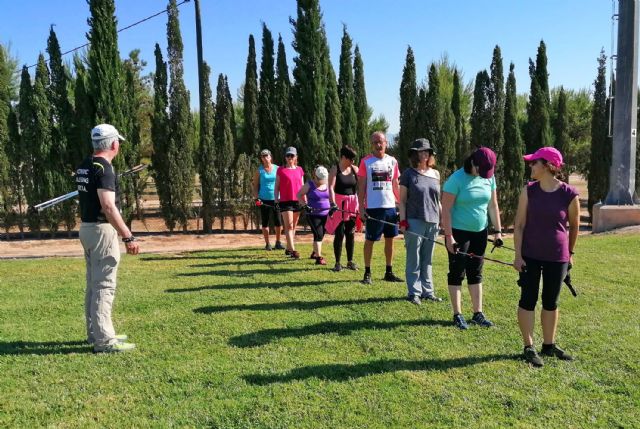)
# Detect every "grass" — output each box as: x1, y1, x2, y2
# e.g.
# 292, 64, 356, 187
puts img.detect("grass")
0, 233, 639, 428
